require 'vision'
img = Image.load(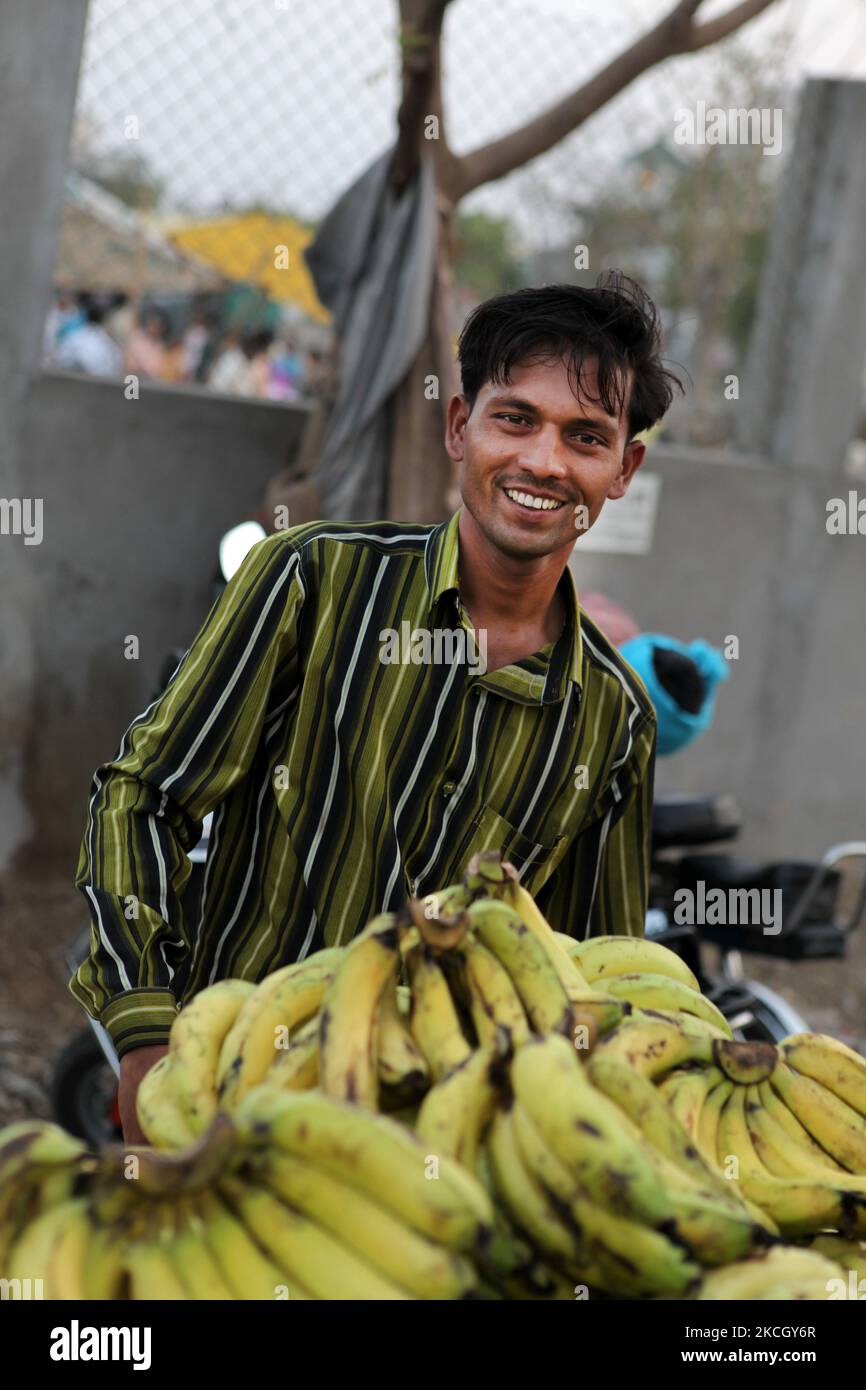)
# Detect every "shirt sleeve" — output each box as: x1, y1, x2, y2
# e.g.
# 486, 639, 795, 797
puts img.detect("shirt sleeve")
69, 532, 306, 1058
534, 712, 657, 939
